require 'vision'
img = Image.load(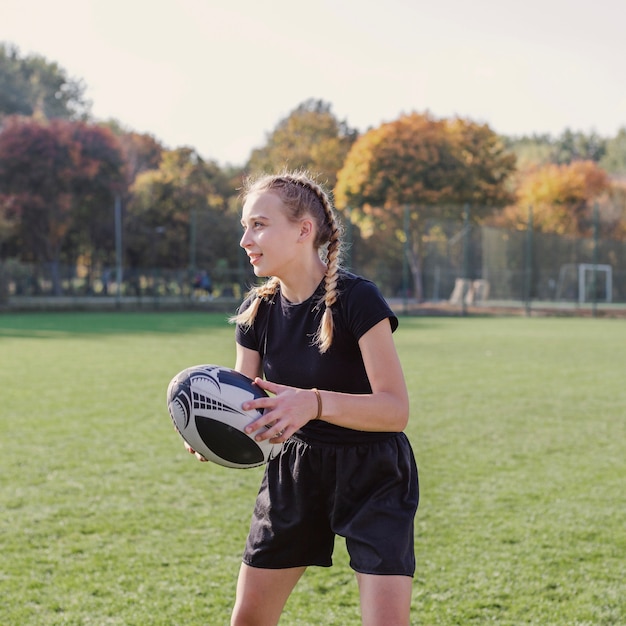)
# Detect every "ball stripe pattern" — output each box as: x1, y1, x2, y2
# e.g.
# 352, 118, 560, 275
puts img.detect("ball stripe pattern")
167, 364, 282, 469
